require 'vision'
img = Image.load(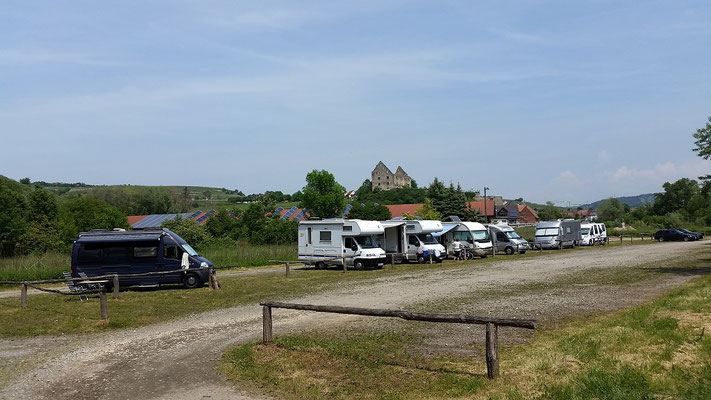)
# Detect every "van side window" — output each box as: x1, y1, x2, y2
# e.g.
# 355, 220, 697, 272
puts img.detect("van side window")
103, 246, 131, 265
408, 236, 419, 246
134, 246, 158, 258
307, 227, 312, 245
320, 231, 331, 243
345, 237, 355, 248
77, 244, 102, 264
497, 232, 507, 241
164, 245, 180, 260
